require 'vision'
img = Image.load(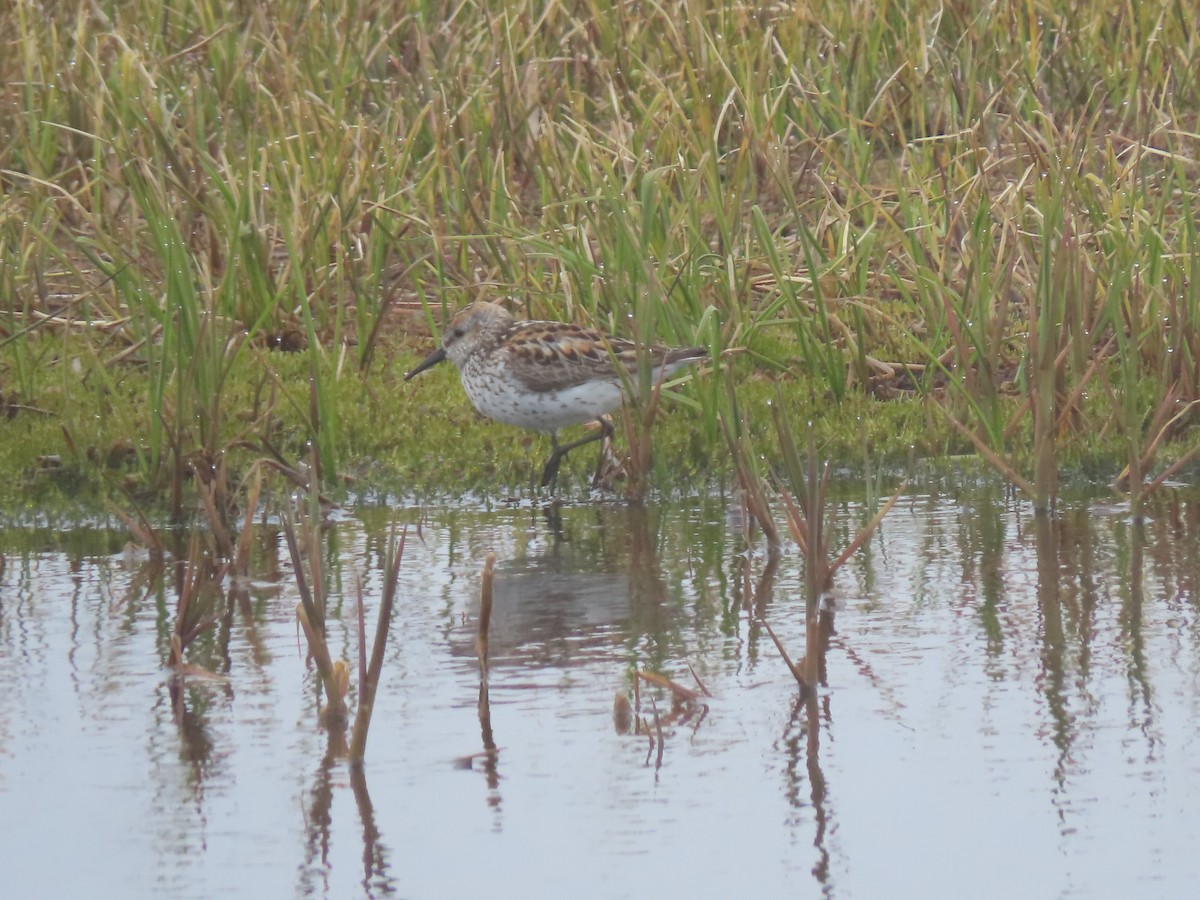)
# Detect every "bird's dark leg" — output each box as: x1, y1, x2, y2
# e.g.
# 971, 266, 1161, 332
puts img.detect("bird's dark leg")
540, 432, 564, 491
540, 419, 614, 490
